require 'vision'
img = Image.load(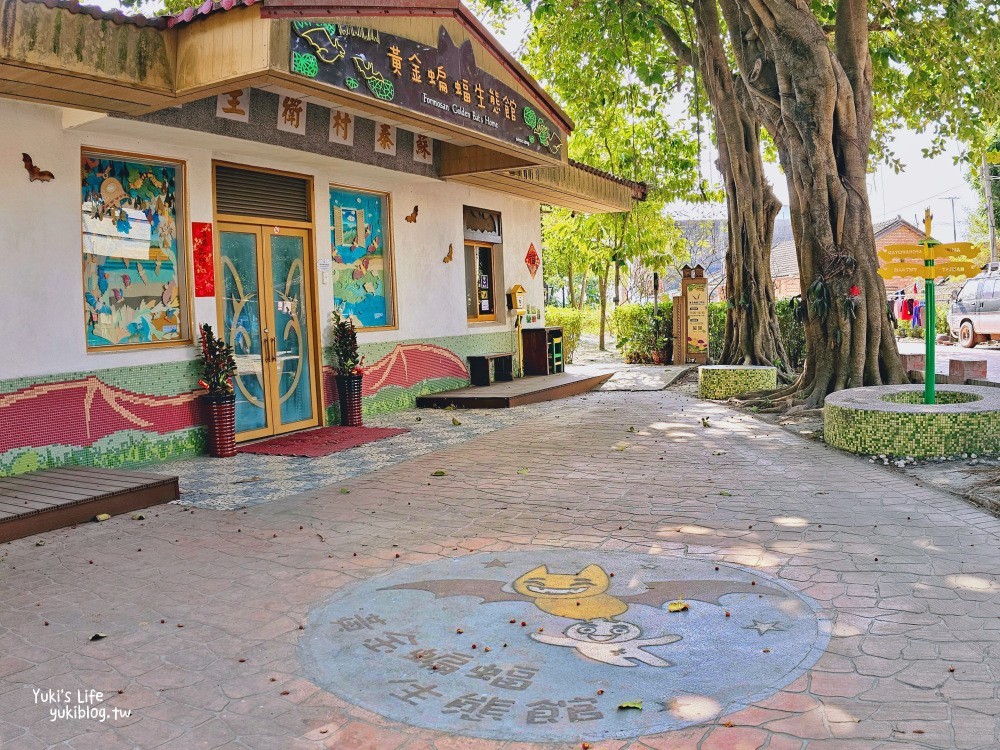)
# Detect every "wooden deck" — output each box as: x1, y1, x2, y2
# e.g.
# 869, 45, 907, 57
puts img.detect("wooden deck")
416, 371, 614, 409
0, 467, 179, 544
